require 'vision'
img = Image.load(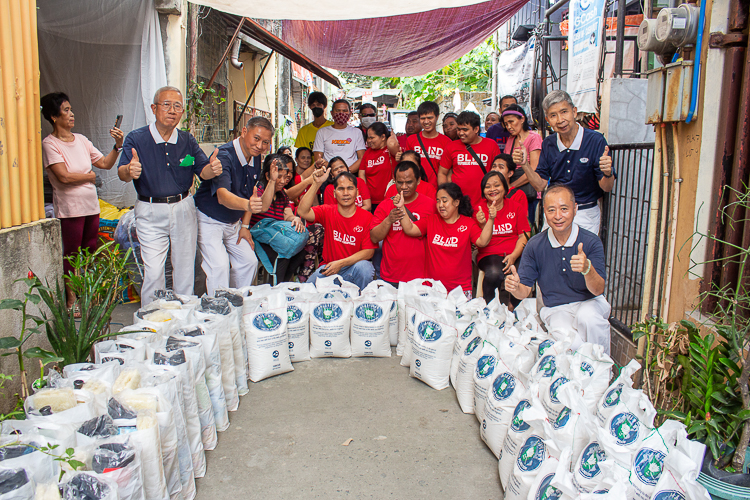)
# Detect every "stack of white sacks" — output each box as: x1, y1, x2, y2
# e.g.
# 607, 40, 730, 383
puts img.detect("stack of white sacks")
0, 276, 712, 499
